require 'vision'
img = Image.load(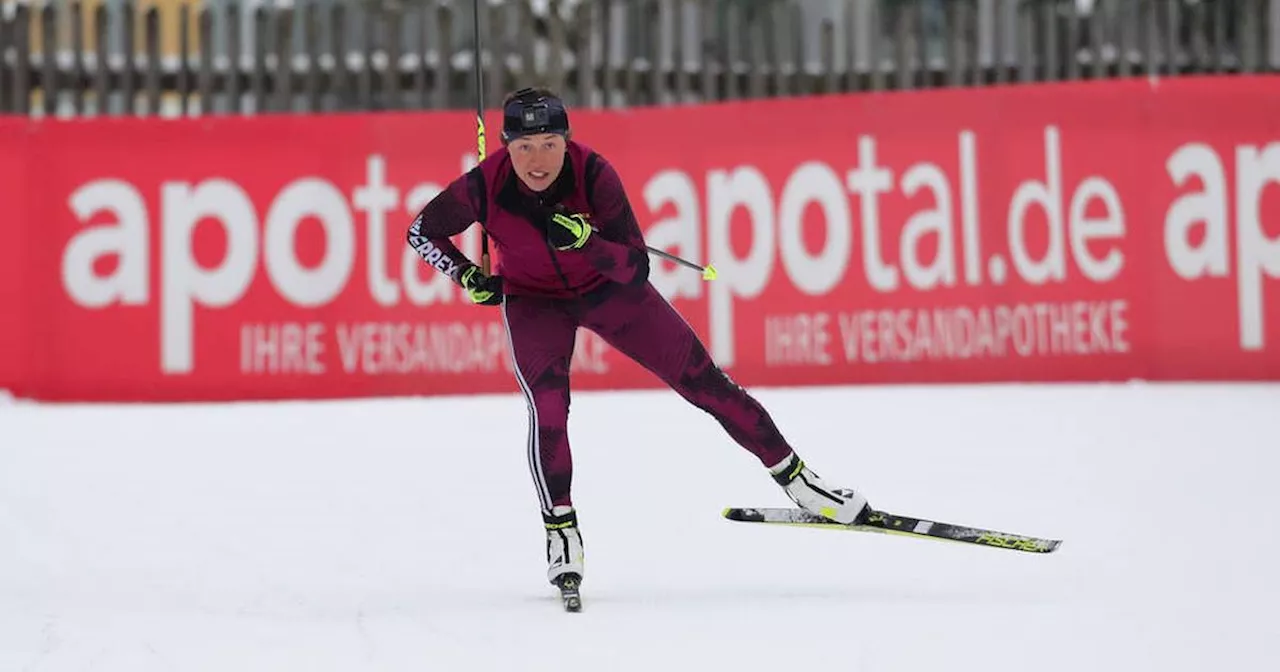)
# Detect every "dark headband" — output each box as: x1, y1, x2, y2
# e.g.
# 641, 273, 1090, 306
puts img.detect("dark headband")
501, 88, 570, 143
